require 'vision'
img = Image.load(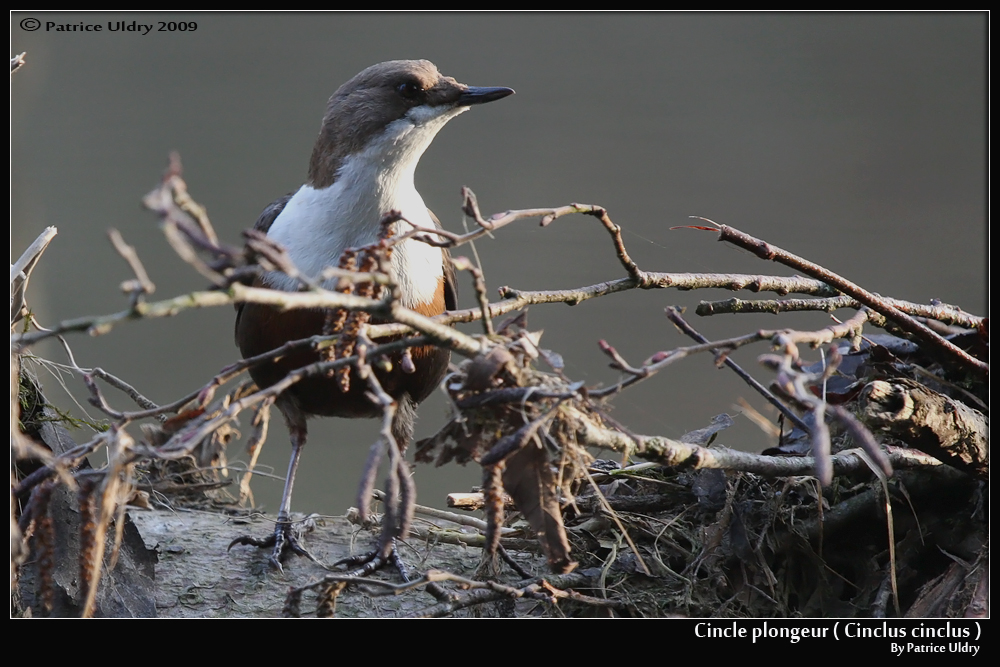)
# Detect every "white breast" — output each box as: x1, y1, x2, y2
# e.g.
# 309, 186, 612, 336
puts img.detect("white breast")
264, 109, 461, 308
